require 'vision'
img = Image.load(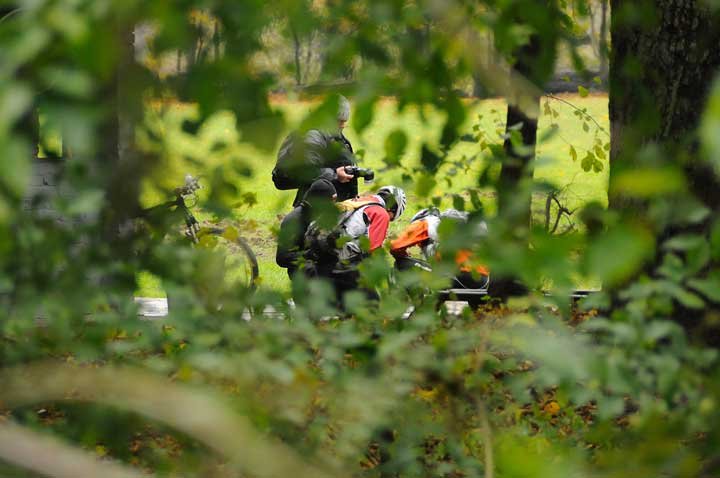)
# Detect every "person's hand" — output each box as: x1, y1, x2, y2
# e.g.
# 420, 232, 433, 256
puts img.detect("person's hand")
336, 166, 353, 183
